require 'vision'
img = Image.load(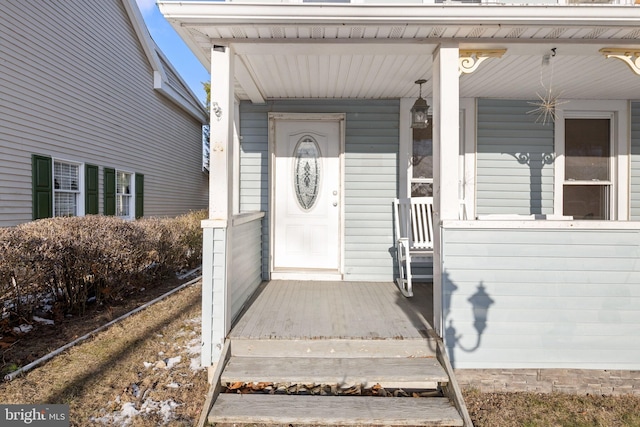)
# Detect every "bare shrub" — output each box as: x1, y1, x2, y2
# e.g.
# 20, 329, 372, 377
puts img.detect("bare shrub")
134, 209, 206, 276
0, 227, 45, 322
0, 211, 205, 322
9, 217, 150, 314
165, 210, 207, 269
